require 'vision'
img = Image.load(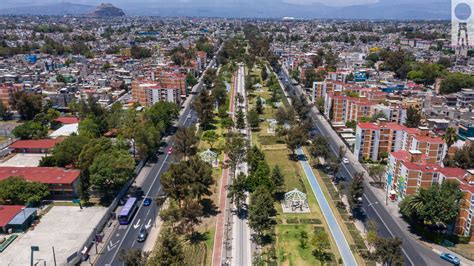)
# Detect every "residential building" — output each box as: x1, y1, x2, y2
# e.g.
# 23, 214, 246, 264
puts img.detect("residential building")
131, 80, 181, 106
9, 139, 63, 154
0, 167, 80, 199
